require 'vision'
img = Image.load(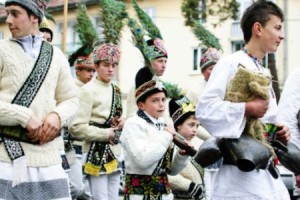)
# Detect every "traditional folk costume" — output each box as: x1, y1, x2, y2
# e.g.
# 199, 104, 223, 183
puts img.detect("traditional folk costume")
69, 43, 124, 200
168, 96, 206, 200
196, 50, 289, 200
63, 55, 95, 200
0, 1, 78, 200
278, 67, 300, 147
186, 48, 222, 200
120, 67, 189, 200
126, 0, 169, 120
64, 4, 98, 199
